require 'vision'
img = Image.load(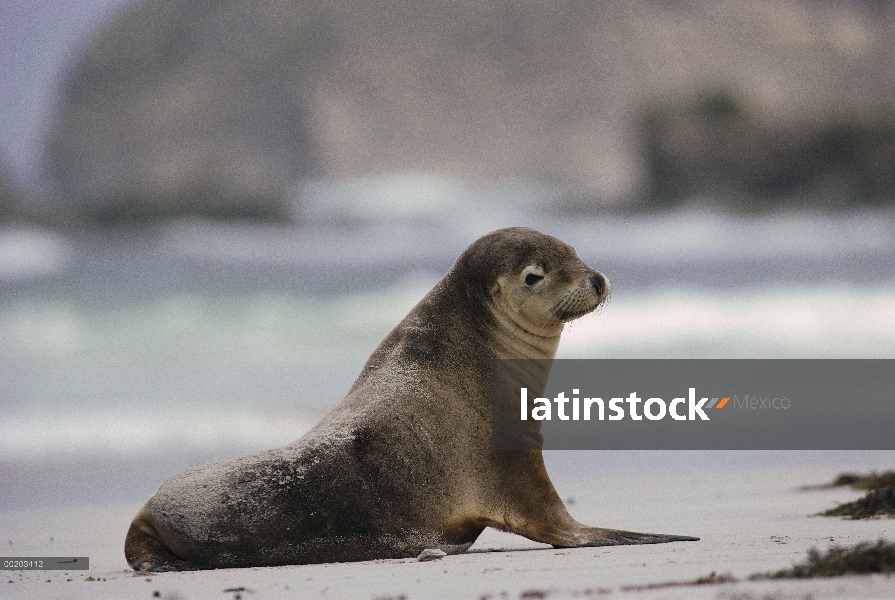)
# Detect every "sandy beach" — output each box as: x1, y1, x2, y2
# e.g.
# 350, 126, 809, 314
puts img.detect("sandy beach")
5, 1, 895, 596
3, 453, 894, 600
